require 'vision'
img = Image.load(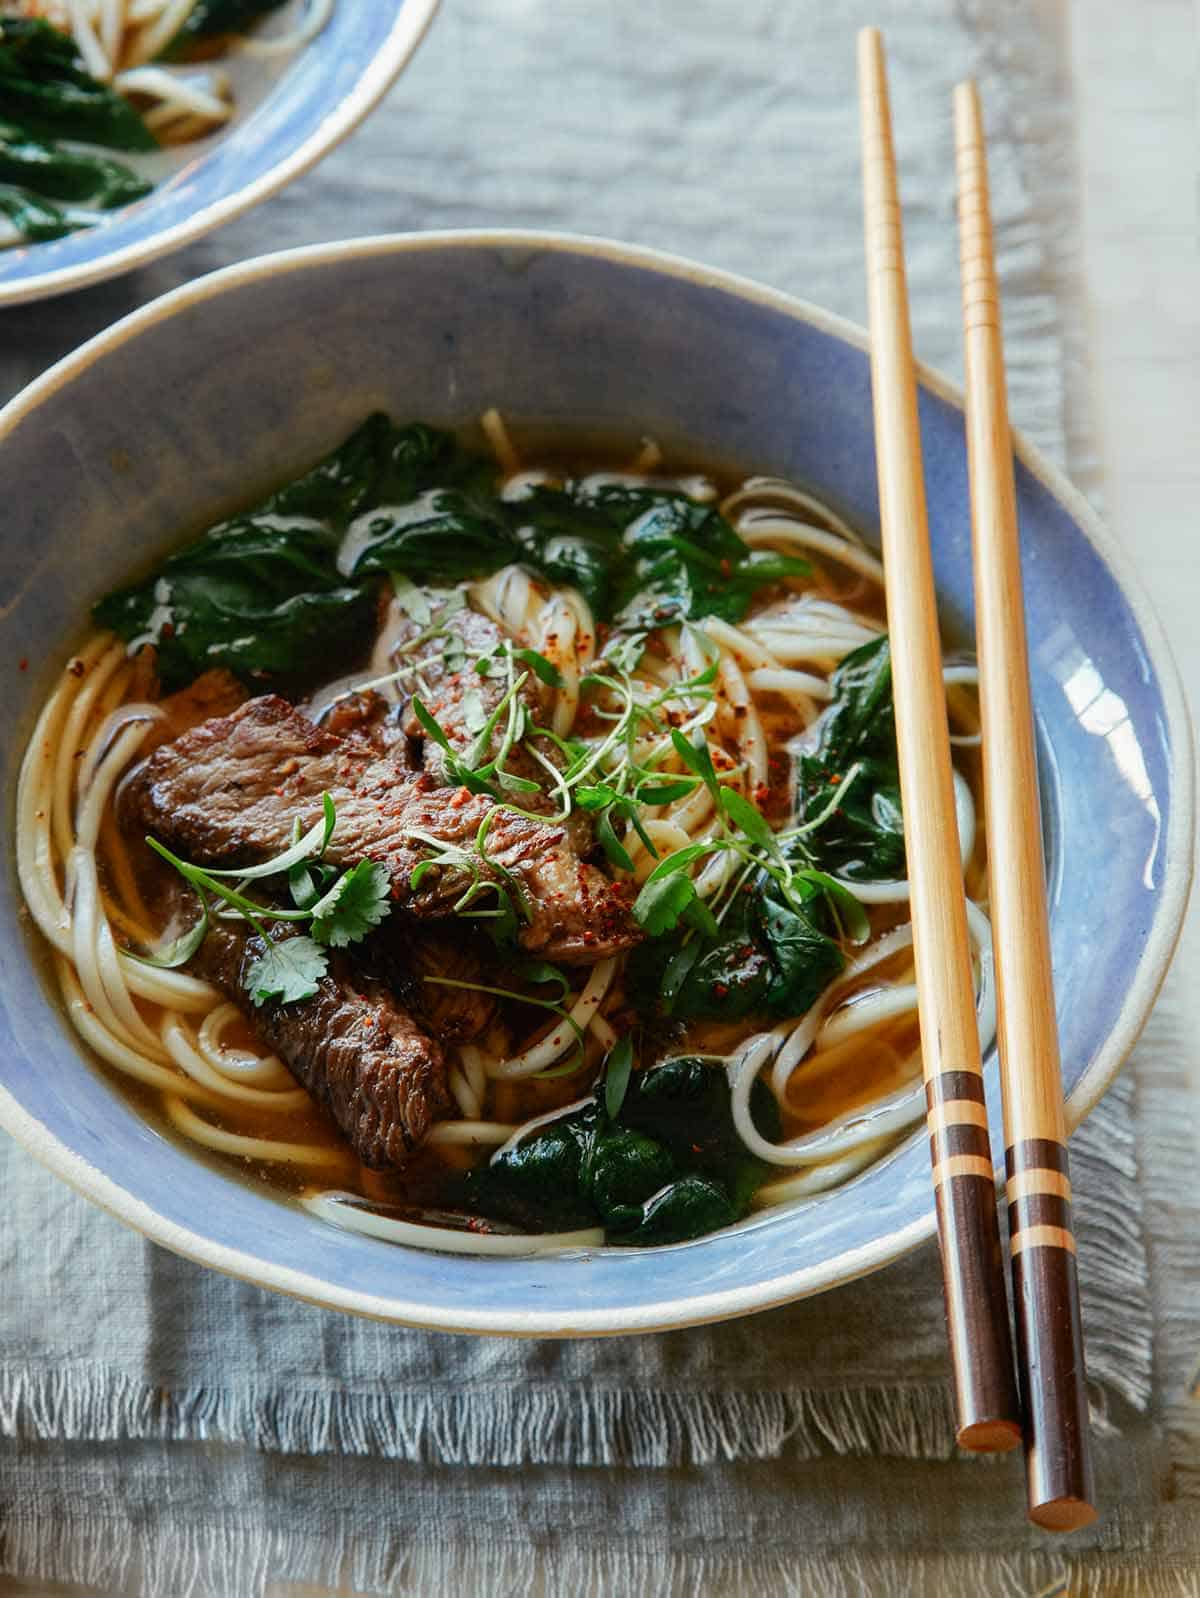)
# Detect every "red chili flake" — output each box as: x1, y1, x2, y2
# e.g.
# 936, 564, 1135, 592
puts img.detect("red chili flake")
829, 773, 841, 785
712, 981, 729, 998
18, 658, 28, 672
719, 558, 732, 577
